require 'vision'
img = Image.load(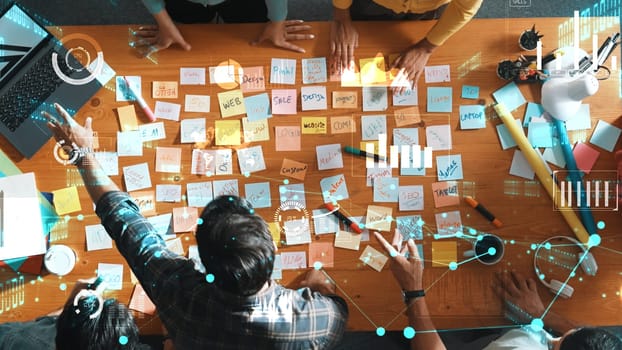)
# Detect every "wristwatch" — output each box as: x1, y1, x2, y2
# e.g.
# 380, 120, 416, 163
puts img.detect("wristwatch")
402, 290, 425, 304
